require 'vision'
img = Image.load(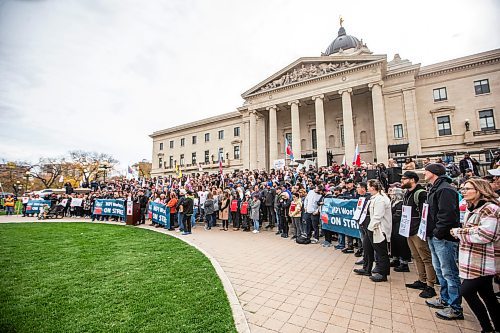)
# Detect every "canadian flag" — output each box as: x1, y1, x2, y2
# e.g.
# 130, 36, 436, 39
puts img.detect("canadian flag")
353, 144, 361, 167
